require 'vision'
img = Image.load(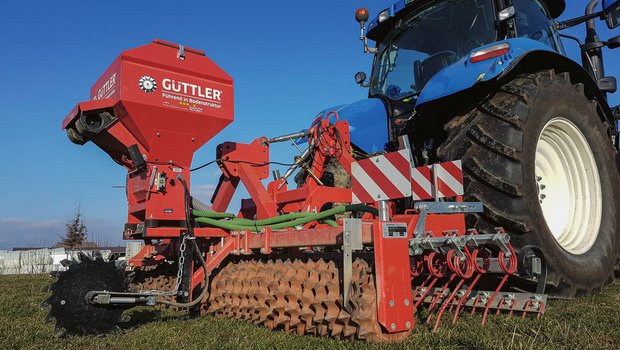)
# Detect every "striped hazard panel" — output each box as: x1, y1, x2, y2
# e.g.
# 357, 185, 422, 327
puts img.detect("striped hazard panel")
351, 149, 412, 204
411, 160, 464, 200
